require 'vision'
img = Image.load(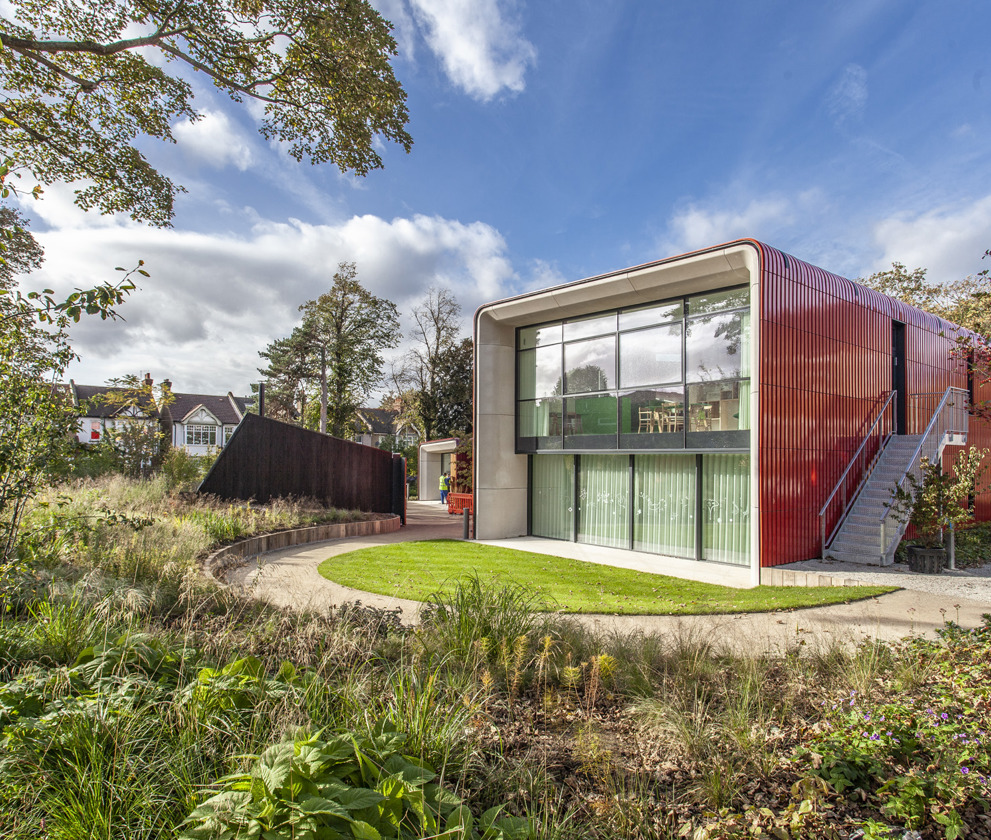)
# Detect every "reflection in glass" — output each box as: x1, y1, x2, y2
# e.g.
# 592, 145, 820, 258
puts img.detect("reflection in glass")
519, 323, 563, 350
703, 453, 750, 565
563, 394, 618, 438
686, 311, 747, 383
620, 324, 682, 387
619, 301, 683, 330
620, 388, 684, 435
518, 345, 562, 399
578, 454, 629, 548
634, 454, 696, 556
563, 313, 617, 341
519, 398, 563, 437
564, 336, 615, 393
531, 454, 574, 540
687, 381, 749, 432
688, 287, 748, 316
